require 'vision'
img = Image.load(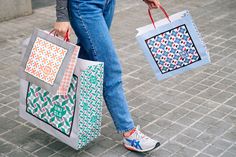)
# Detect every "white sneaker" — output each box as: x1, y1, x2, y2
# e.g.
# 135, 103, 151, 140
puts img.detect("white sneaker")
123, 125, 160, 153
